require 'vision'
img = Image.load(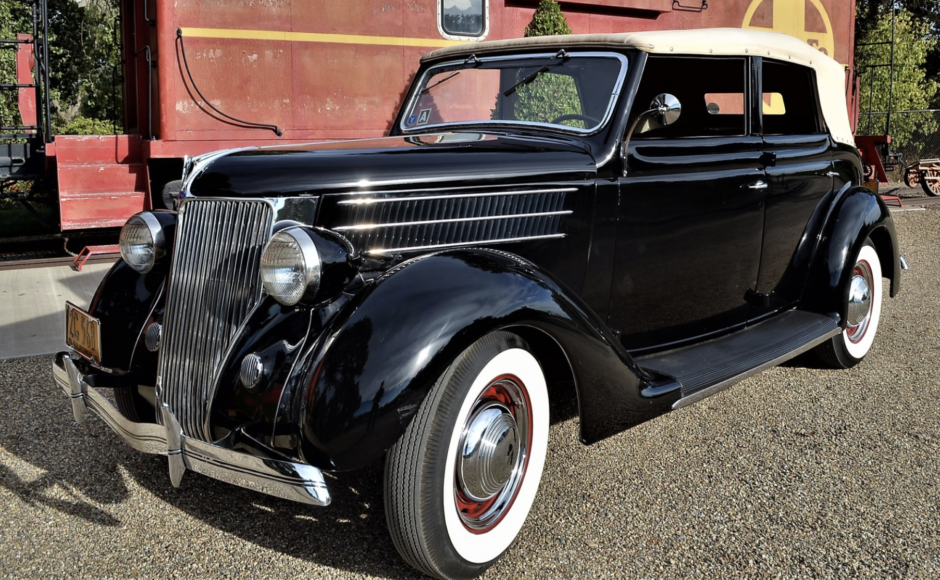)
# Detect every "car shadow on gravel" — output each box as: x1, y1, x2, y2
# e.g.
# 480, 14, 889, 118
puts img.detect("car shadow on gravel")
120, 454, 425, 579
0, 356, 423, 579
0, 359, 132, 526
0, 355, 581, 579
